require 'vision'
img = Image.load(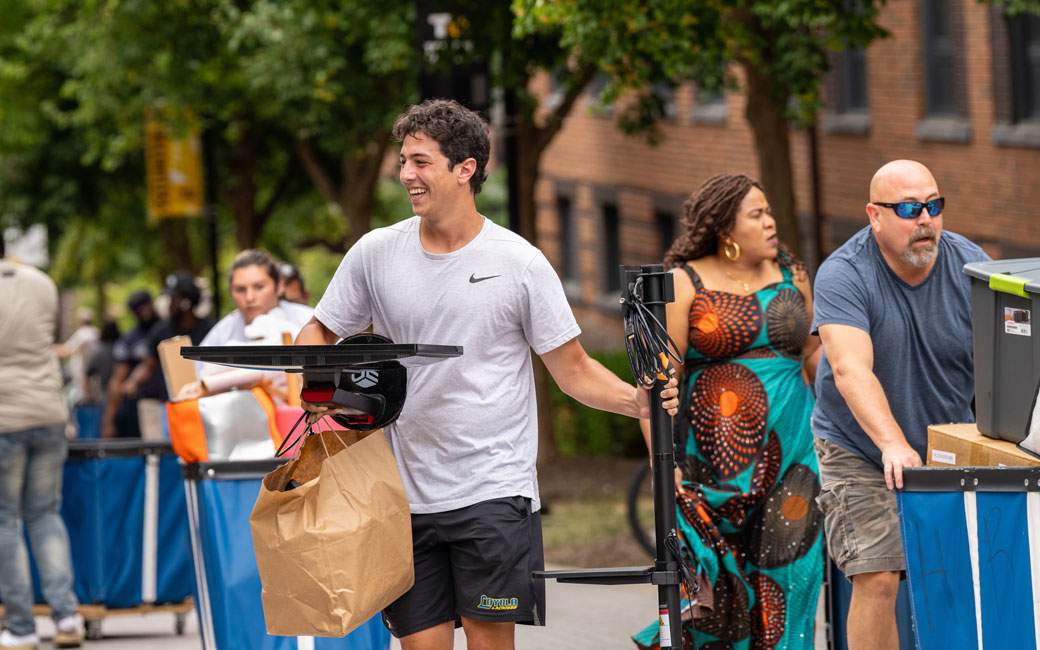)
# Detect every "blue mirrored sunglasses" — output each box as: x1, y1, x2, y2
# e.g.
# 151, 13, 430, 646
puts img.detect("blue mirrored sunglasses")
874, 197, 945, 219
